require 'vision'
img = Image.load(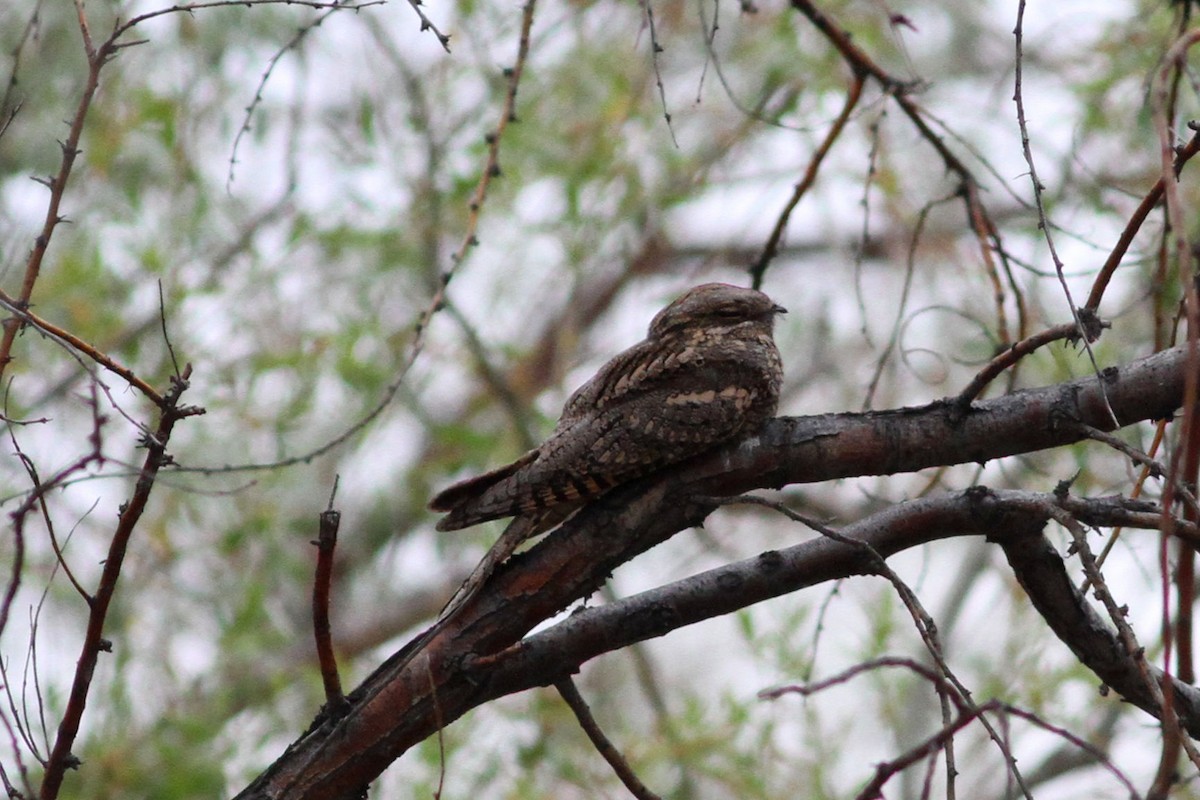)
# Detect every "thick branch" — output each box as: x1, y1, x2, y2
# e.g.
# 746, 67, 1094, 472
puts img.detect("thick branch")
487, 490, 1200, 730
237, 345, 1191, 799
997, 524, 1199, 729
